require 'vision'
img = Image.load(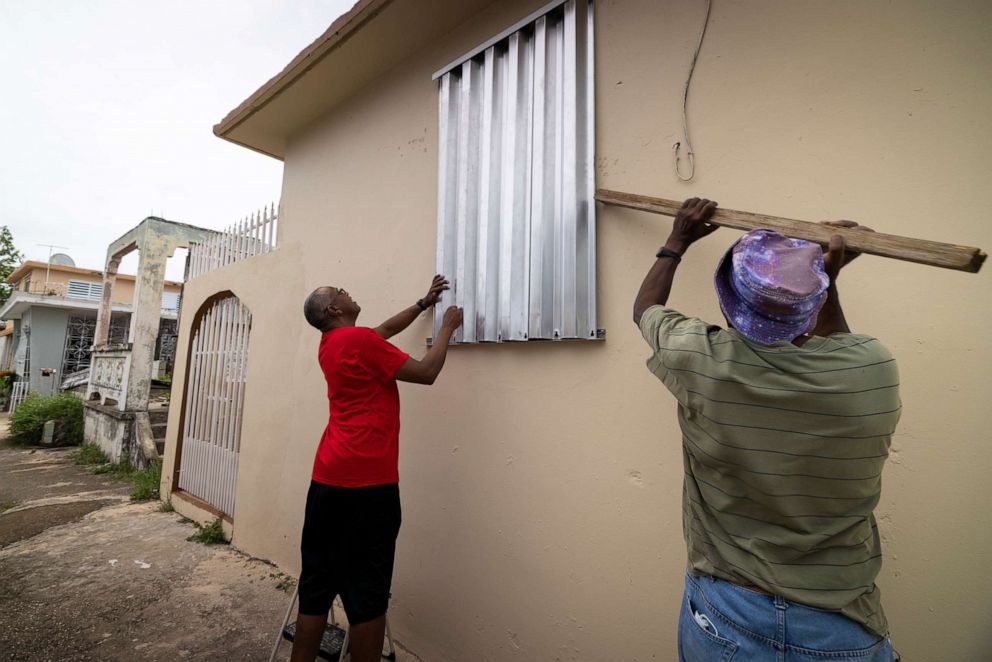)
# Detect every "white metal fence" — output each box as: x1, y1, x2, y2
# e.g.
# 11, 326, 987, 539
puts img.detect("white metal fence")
9, 381, 29, 414
178, 296, 252, 517
187, 204, 278, 279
